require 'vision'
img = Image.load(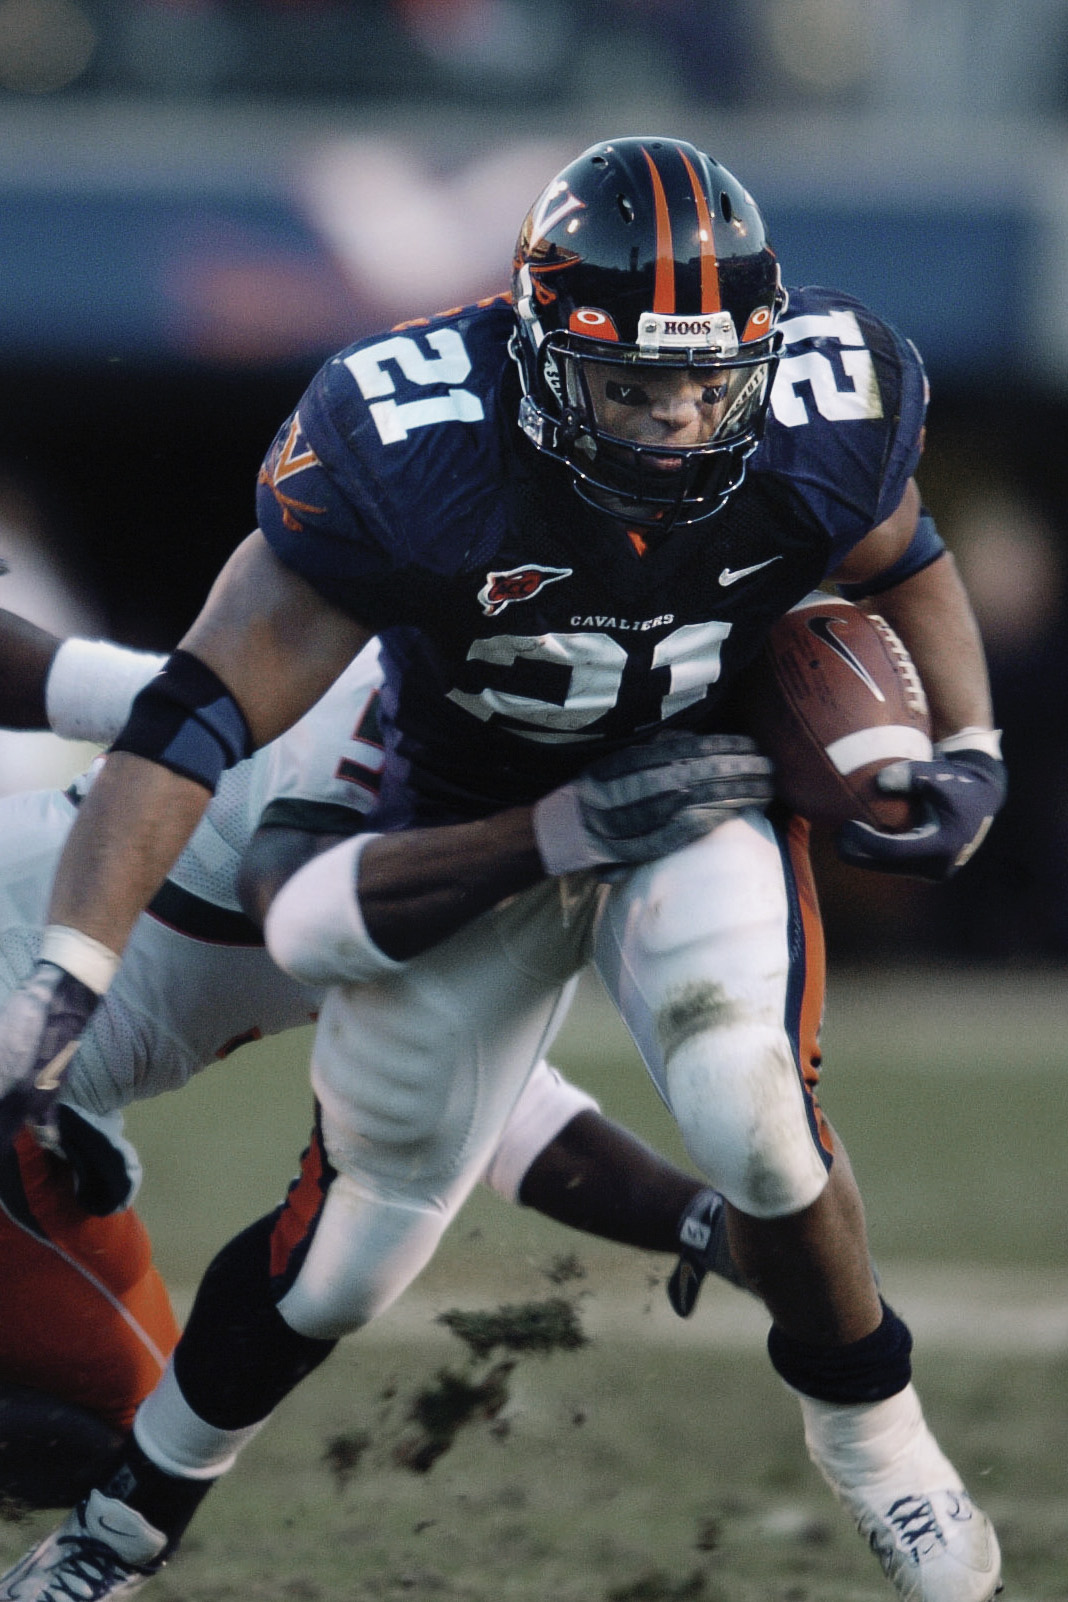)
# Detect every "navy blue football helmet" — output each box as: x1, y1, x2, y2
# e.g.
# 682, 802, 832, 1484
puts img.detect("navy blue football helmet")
511, 137, 785, 528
